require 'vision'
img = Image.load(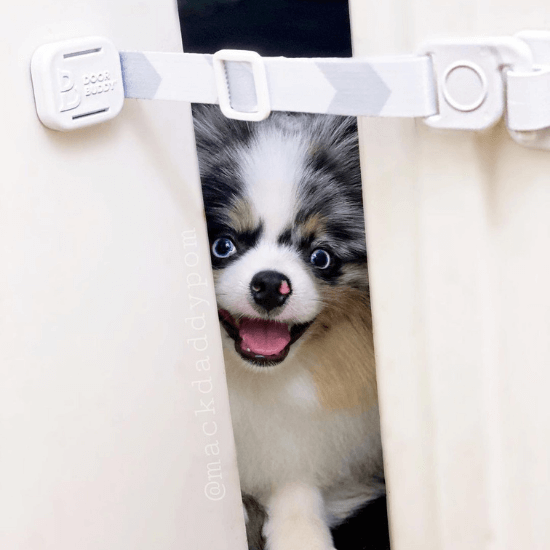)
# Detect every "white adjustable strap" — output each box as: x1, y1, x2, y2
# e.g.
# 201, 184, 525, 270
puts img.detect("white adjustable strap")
500, 30, 550, 149
120, 51, 438, 119
508, 68, 550, 131
507, 31, 550, 132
